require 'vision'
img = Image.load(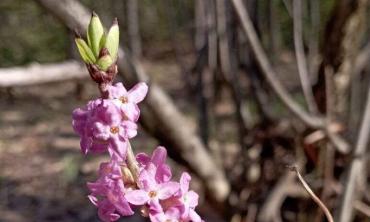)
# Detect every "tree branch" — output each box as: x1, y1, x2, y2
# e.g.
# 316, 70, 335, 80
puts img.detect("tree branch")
293, 0, 318, 114
230, 0, 350, 154
231, 0, 322, 128
0, 61, 87, 87
337, 78, 370, 222
290, 166, 334, 222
